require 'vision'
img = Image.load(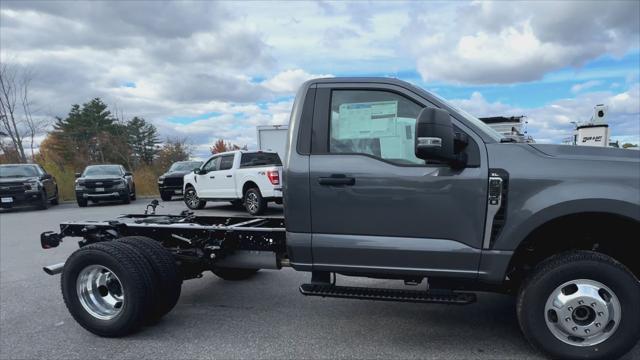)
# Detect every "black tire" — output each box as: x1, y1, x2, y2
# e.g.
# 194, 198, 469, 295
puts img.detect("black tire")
184, 186, 206, 209
61, 242, 156, 337
517, 251, 640, 360
160, 192, 173, 201
50, 186, 59, 205
118, 236, 182, 322
37, 190, 49, 210
229, 199, 243, 208
212, 268, 259, 281
130, 184, 136, 201
122, 192, 131, 204
244, 187, 266, 215
77, 197, 88, 207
